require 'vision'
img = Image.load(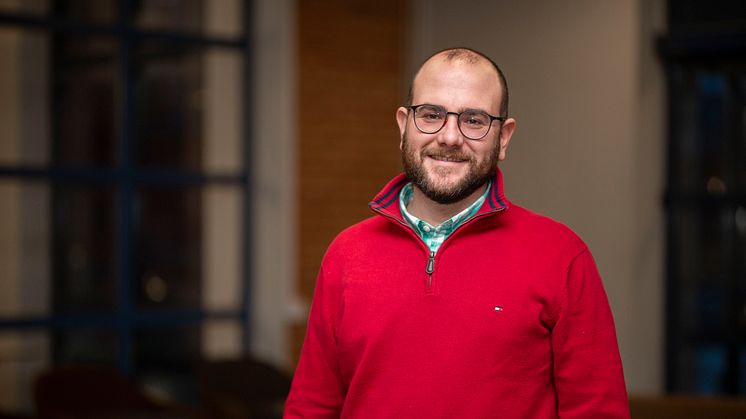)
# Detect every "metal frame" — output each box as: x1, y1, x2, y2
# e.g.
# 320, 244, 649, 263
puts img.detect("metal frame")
659, 31, 746, 394
0, 0, 253, 376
